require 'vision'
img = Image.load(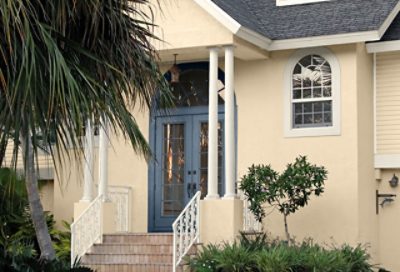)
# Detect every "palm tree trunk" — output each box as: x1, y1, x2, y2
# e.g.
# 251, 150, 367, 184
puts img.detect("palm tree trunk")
0, 139, 7, 167
20, 132, 56, 261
